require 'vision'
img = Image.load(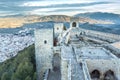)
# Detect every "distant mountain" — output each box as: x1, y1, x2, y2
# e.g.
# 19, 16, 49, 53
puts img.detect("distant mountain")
39, 15, 71, 22
39, 15, 113, 24
79, 23, 120, 35
75, 12, 120, 24
0, 14, 113, 28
